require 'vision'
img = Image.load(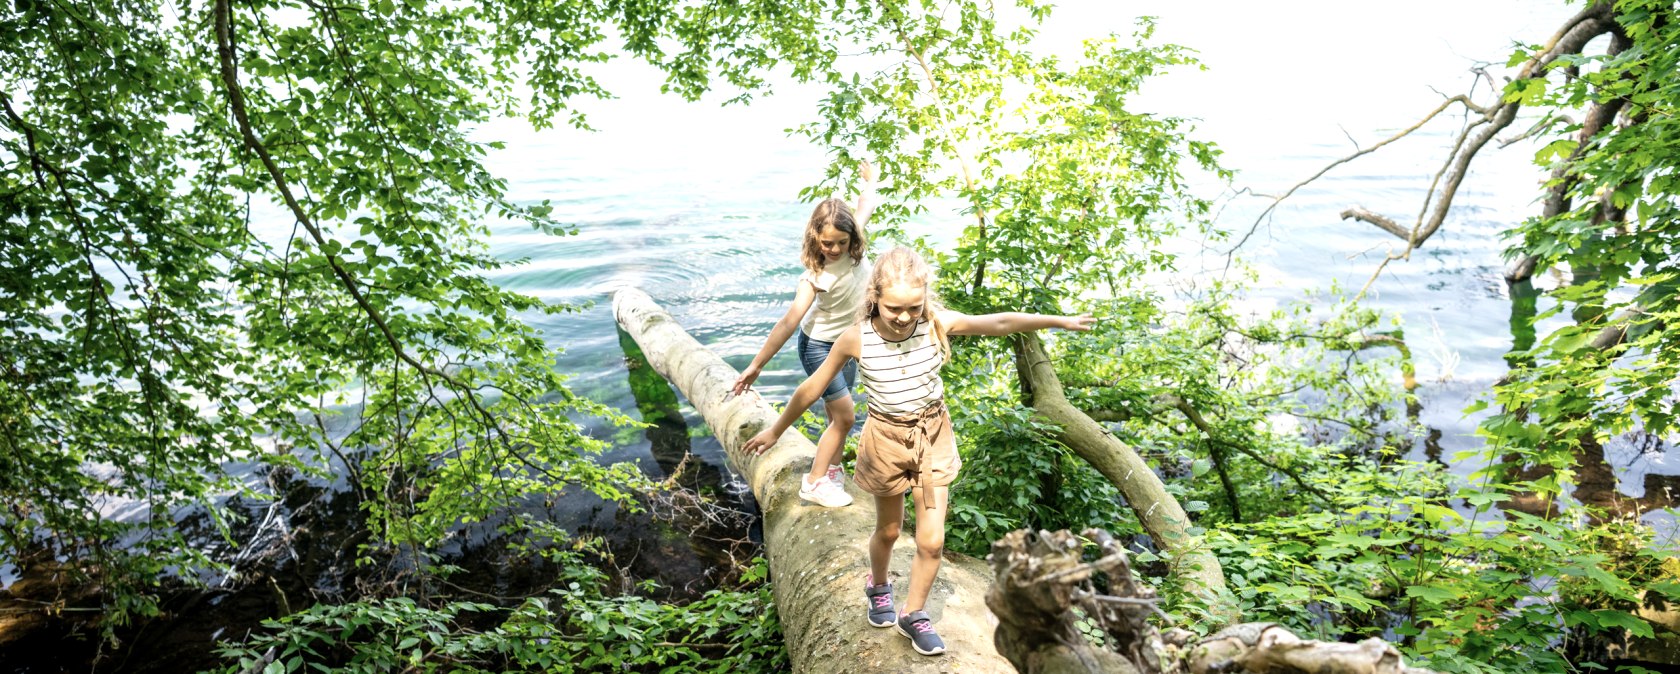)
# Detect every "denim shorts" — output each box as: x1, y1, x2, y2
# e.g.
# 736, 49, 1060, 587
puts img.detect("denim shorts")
798, 331, 857, 403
